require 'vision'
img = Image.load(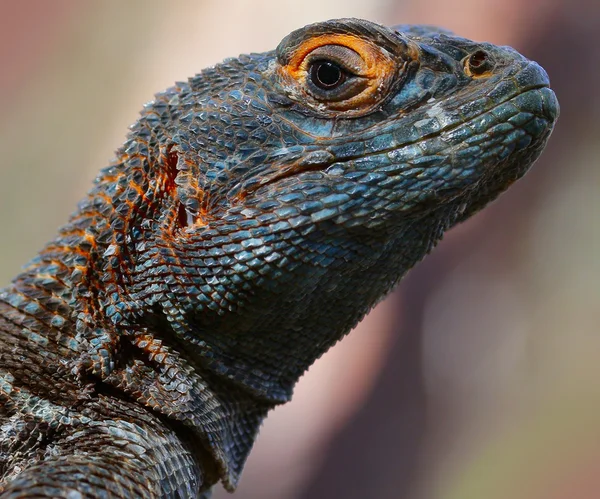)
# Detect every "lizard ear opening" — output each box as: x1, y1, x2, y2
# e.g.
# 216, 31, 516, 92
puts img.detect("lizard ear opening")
177, 202, 192, 229
160, 145, 207, 232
